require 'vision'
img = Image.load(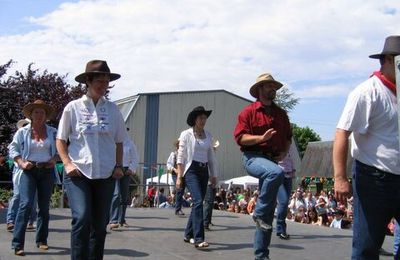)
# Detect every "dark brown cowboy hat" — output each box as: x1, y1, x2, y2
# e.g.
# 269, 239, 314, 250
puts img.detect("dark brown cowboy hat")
369, 35, 400, 59
186, 106, 212, 126
75, 60, 121, 83
249, 73, 283, 98
22, 99, 54, 119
